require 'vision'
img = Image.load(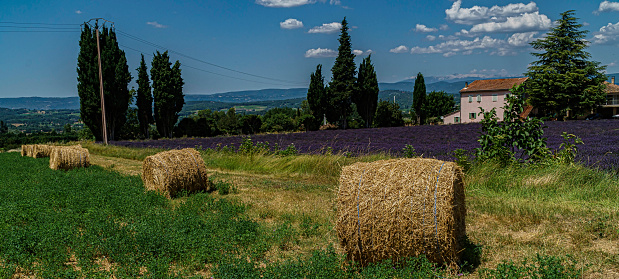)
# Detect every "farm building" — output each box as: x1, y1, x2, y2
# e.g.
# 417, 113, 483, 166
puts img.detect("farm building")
600, 77, 619, 118
443, 77, 528, 124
